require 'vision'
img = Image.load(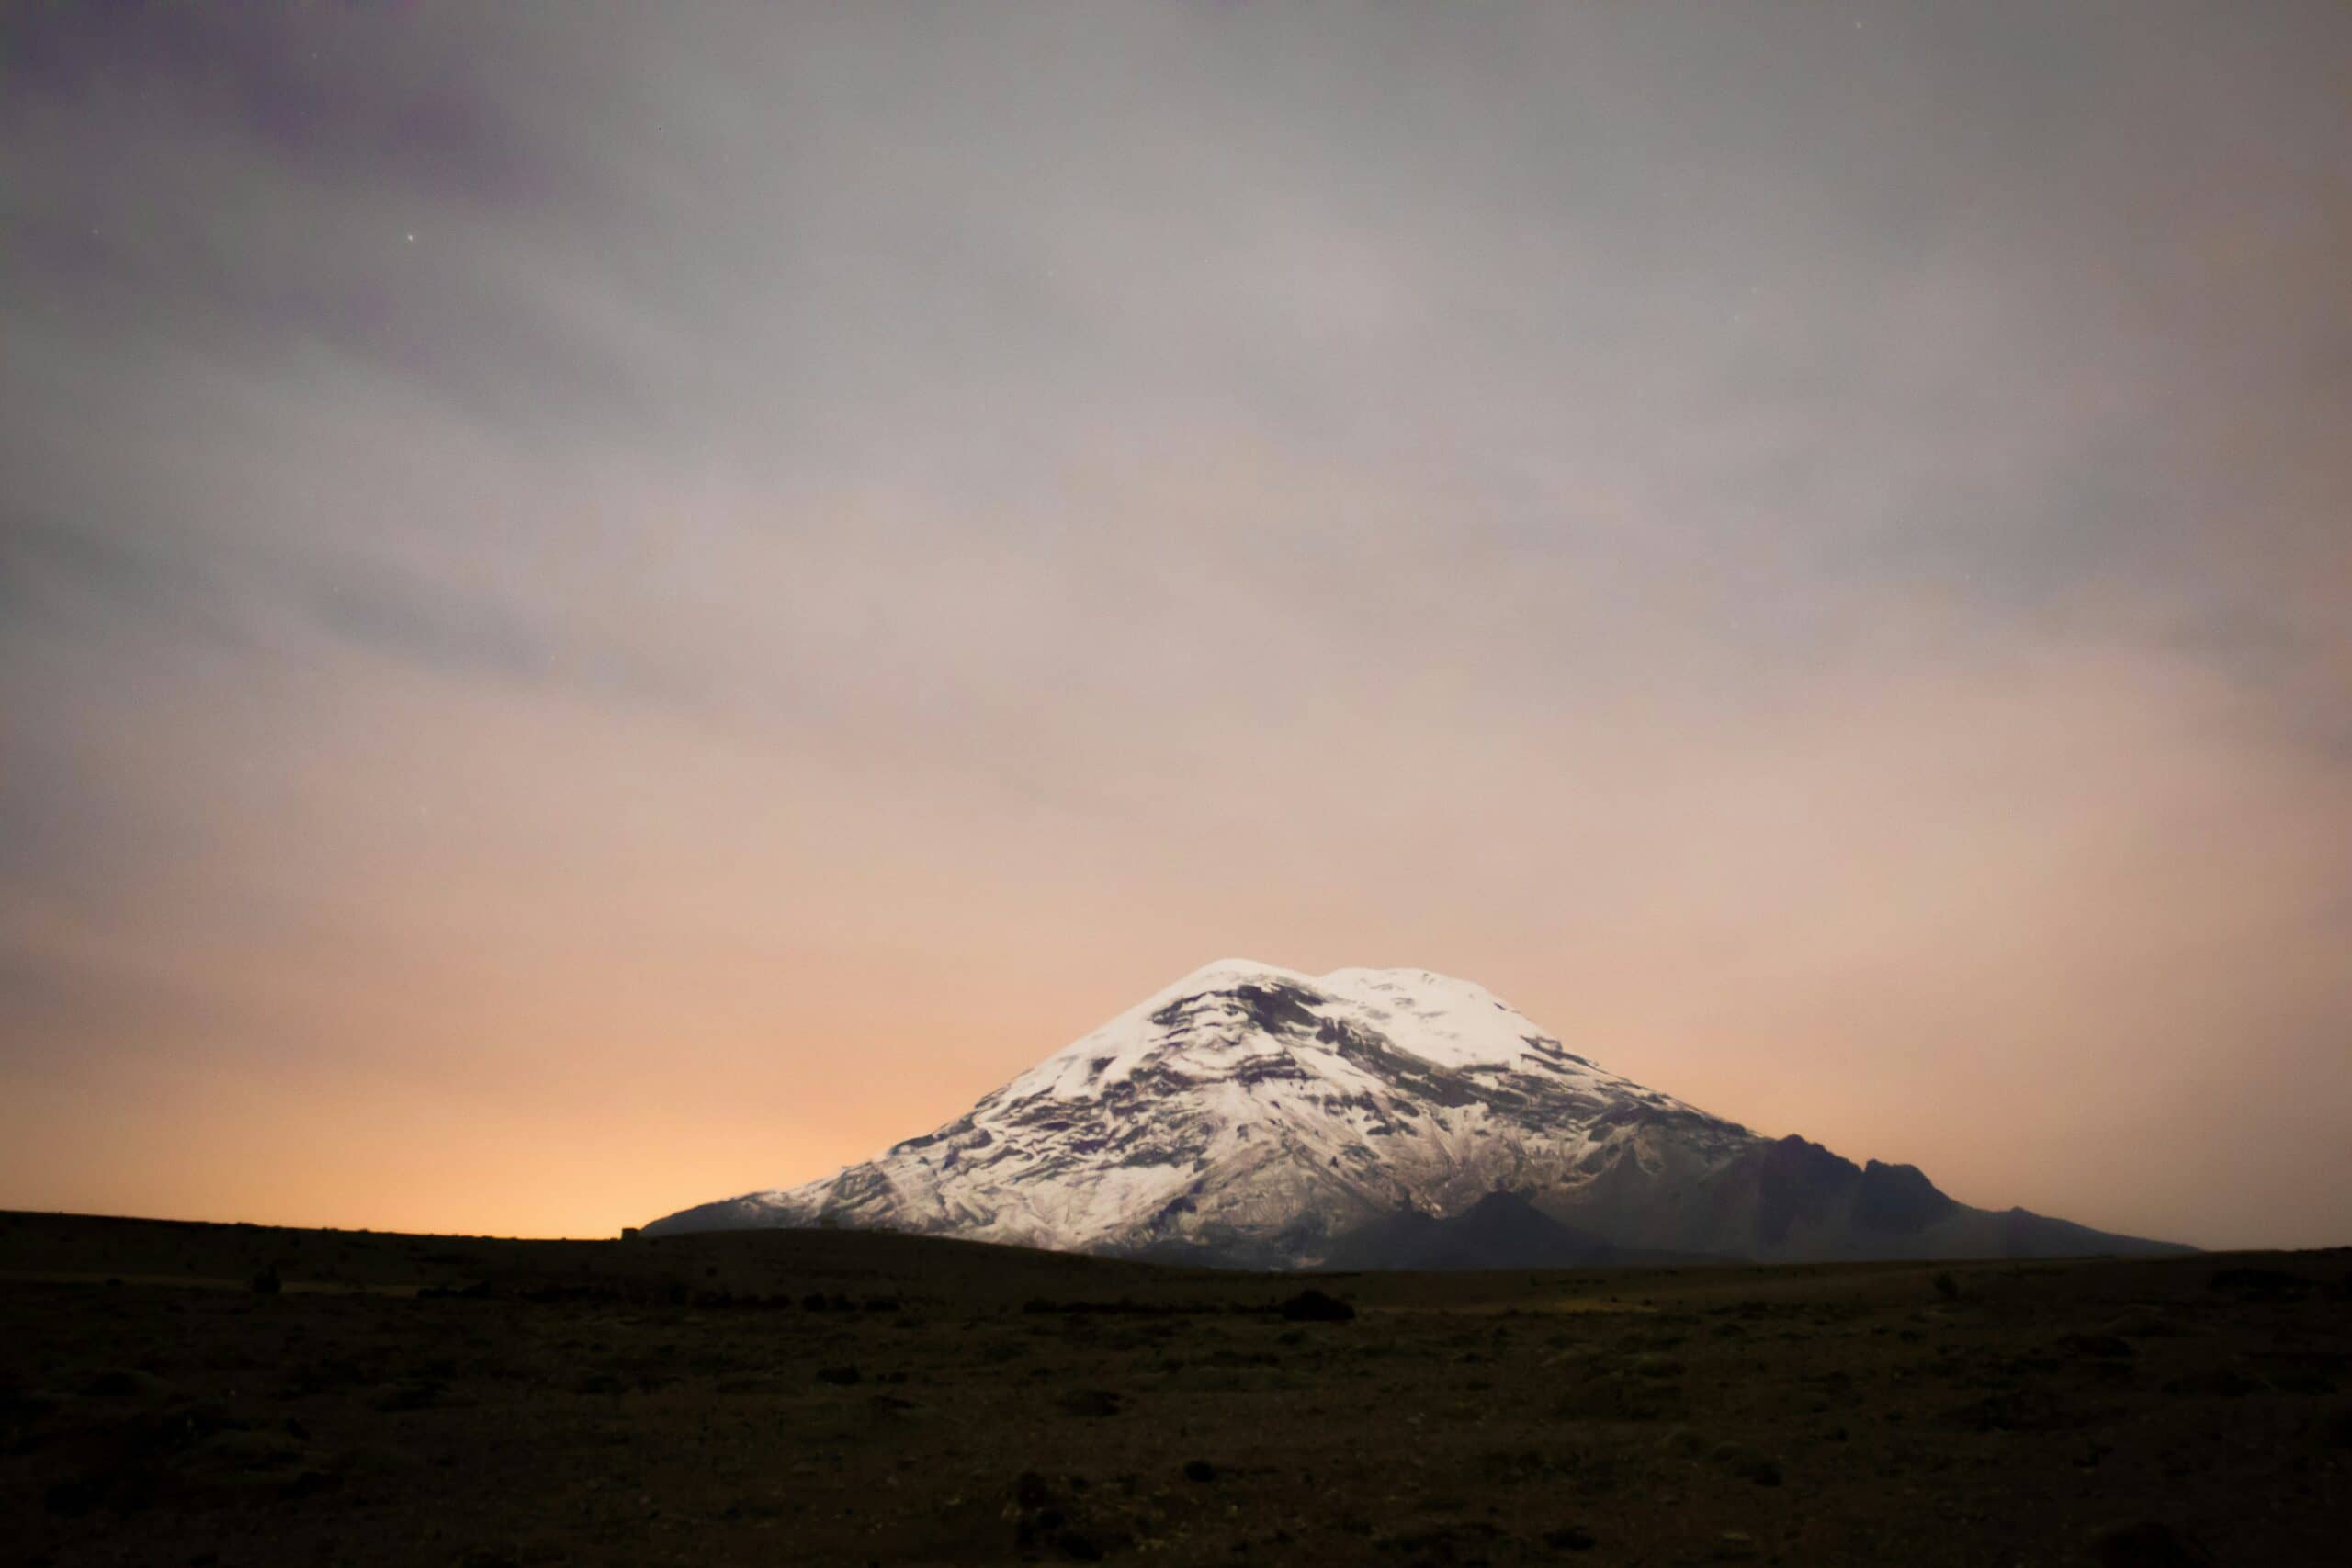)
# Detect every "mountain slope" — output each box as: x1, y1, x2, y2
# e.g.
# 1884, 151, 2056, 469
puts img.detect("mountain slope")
644, 959, 2186, 1267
